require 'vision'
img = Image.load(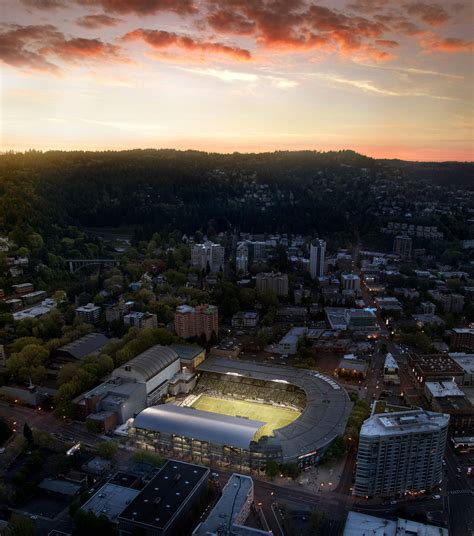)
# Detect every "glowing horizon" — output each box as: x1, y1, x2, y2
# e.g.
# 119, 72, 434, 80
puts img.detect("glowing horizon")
1, 0, 473, 162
